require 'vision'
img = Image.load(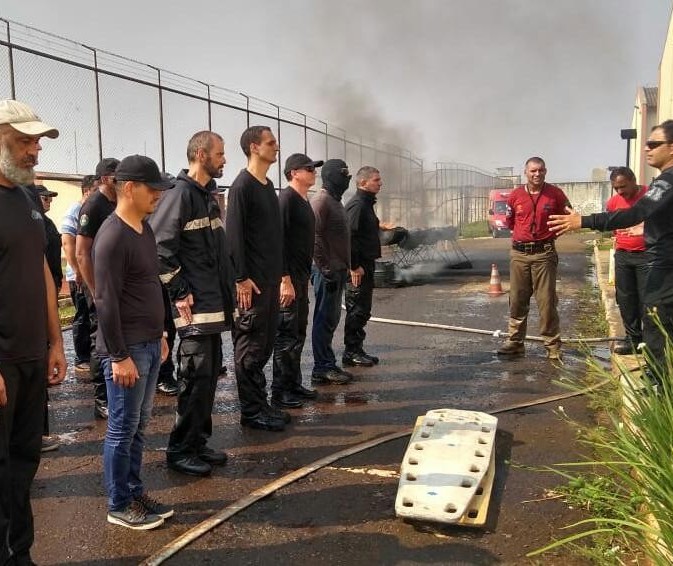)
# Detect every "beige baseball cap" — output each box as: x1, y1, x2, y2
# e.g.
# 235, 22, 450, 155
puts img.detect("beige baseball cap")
0, 99, 59, 139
